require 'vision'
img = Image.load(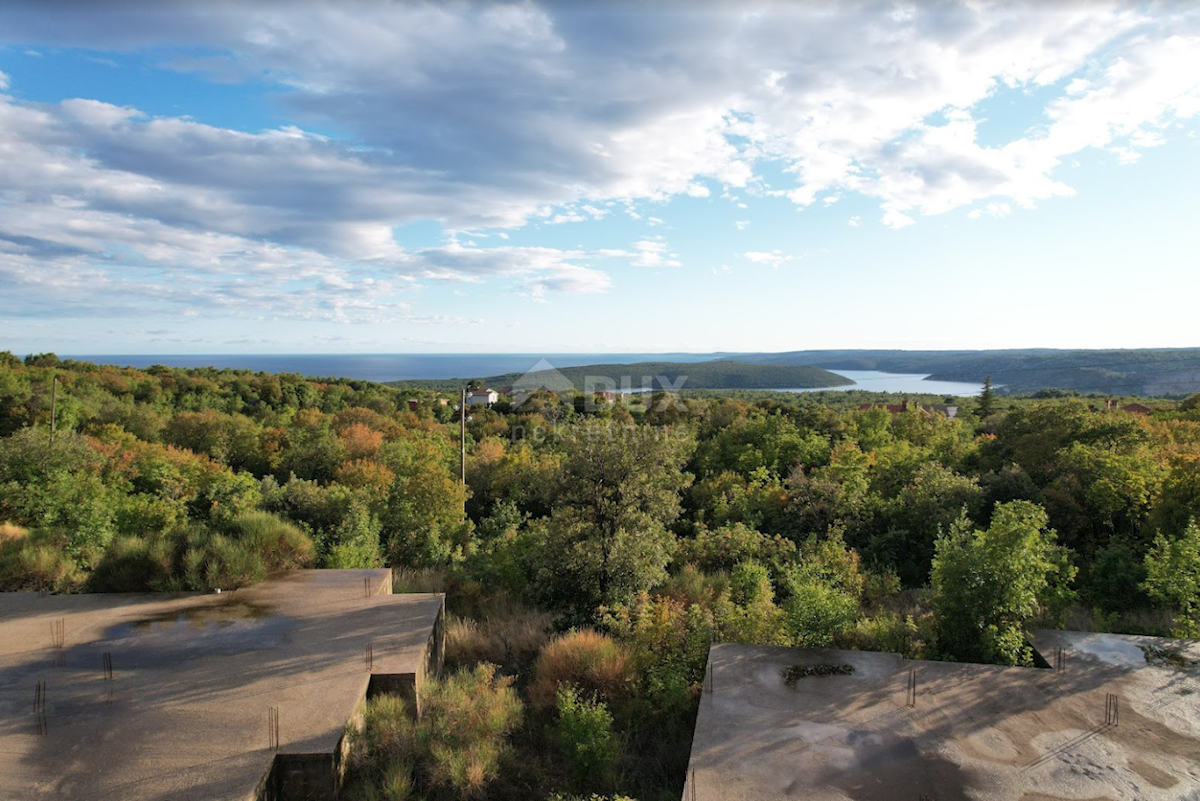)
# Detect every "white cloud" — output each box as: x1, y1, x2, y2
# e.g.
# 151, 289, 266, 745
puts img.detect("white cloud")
744, 249, 793, 268
968, 202, 1012, 220
630, 239, 682, 268
734, 220, 750, 231
0, 0, 1197, 320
